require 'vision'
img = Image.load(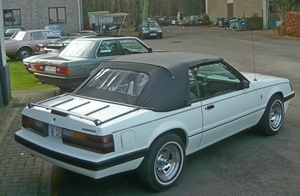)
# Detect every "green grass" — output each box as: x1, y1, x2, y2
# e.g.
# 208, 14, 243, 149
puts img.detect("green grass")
7, 58, 54, 91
